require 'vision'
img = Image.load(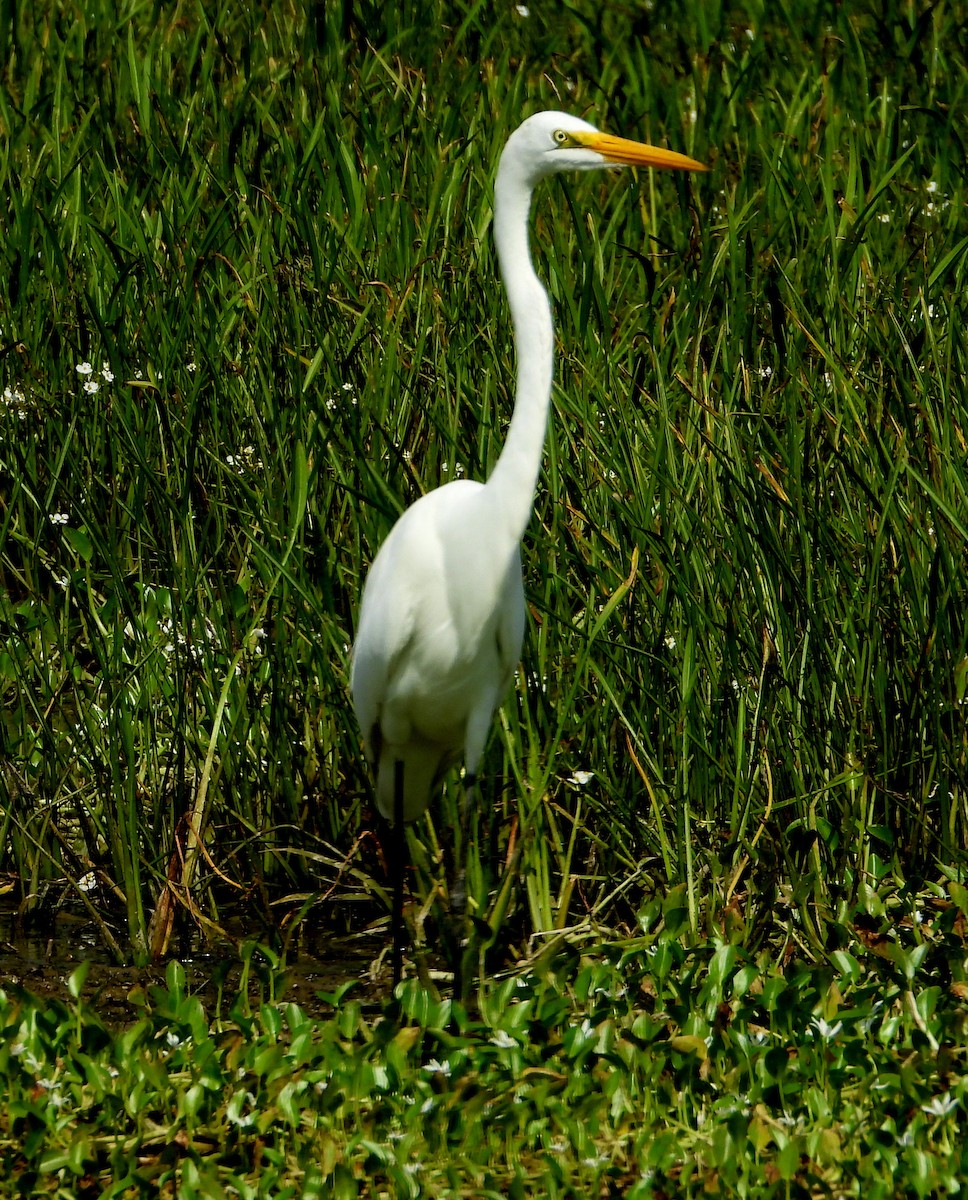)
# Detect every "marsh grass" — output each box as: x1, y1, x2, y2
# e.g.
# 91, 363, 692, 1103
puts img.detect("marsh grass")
0, 0, 965, 980
0, 2, 967, 1195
